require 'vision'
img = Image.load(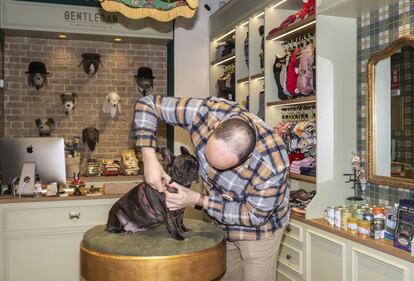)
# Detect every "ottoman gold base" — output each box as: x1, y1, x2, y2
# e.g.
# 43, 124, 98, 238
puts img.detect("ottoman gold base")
80, 240, 226, 281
